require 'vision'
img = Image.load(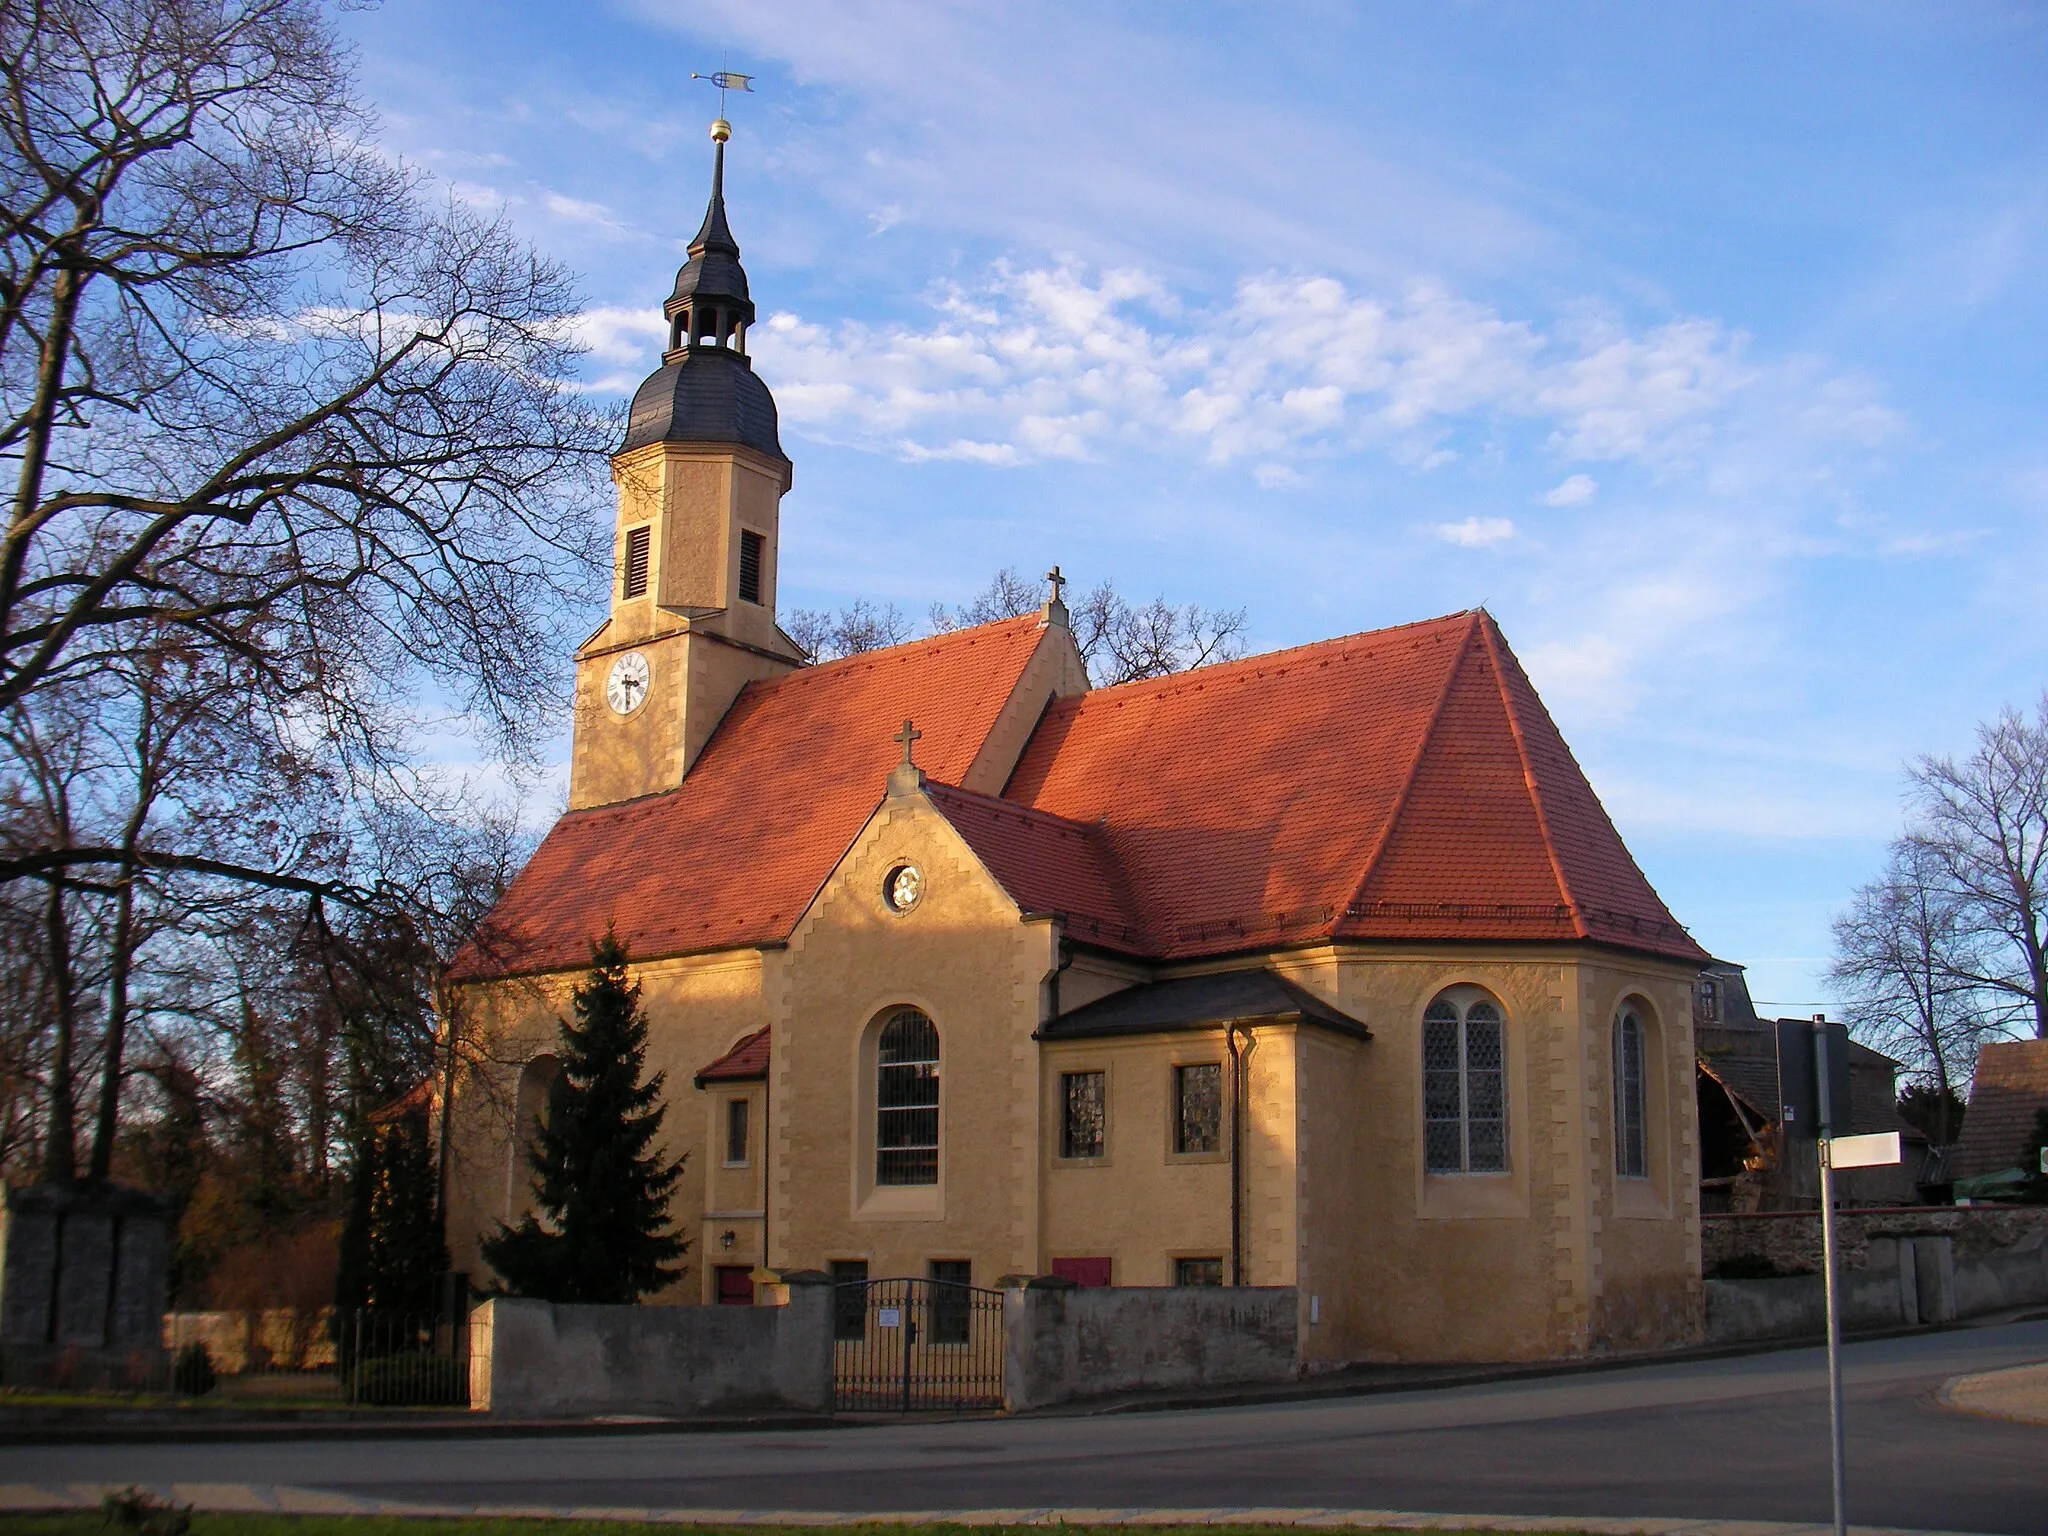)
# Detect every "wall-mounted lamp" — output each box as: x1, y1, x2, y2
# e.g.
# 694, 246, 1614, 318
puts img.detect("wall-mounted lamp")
720, 1228, 737, 1249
